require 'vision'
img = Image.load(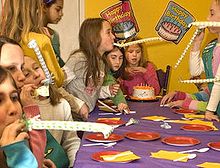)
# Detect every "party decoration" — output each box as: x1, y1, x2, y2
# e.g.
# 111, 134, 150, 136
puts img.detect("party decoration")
155, 1, 195, 44
100, 0, 139, 39
180, 77, 220, 84
174, 21, 220, 69
114, 37, 163, 48
26, 117, 114, 139
28, 40, 54, 84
